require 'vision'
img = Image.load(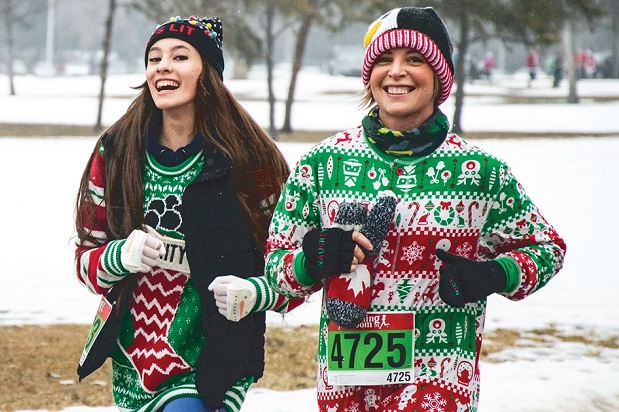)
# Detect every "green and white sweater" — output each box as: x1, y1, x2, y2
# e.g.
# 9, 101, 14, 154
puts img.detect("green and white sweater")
264, 125, 566, 412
